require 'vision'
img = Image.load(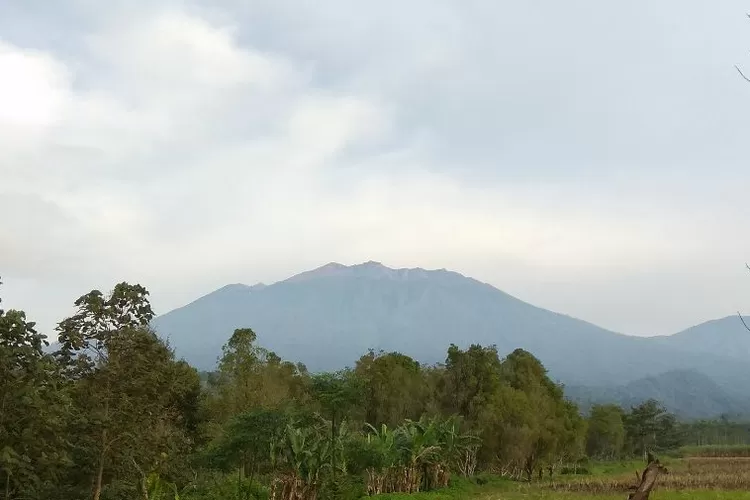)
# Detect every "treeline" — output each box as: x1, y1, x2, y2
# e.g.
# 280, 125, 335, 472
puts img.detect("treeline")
680, 419, 750, 447
0, 280, 740, 500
